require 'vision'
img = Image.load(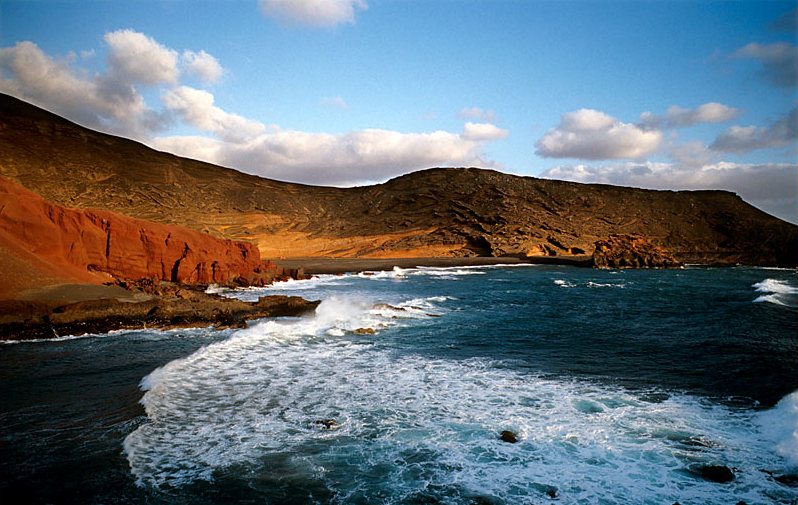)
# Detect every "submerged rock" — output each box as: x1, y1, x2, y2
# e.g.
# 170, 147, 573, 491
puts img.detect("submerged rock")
499, 430, 518, 443
313, 419, 341, 430
695, 464, 735, 483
